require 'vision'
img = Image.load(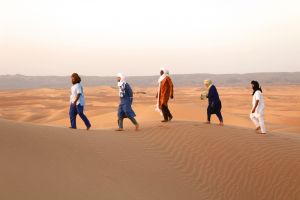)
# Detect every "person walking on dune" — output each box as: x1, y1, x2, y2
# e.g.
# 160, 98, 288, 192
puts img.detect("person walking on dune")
69, 73, 91, 130
250, 80, 266, 134
203, 79, 224, 126
156, 68, 174, 122
116, 73, 139, 131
